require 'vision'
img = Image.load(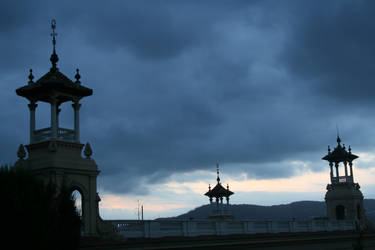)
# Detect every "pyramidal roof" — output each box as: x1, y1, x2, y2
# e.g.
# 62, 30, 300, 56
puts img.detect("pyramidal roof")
204, 164, 234, 198
16, 69, 92, 103
205, 183, 234, 198
15, 20, 92, 103
322, 136, 358, 163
